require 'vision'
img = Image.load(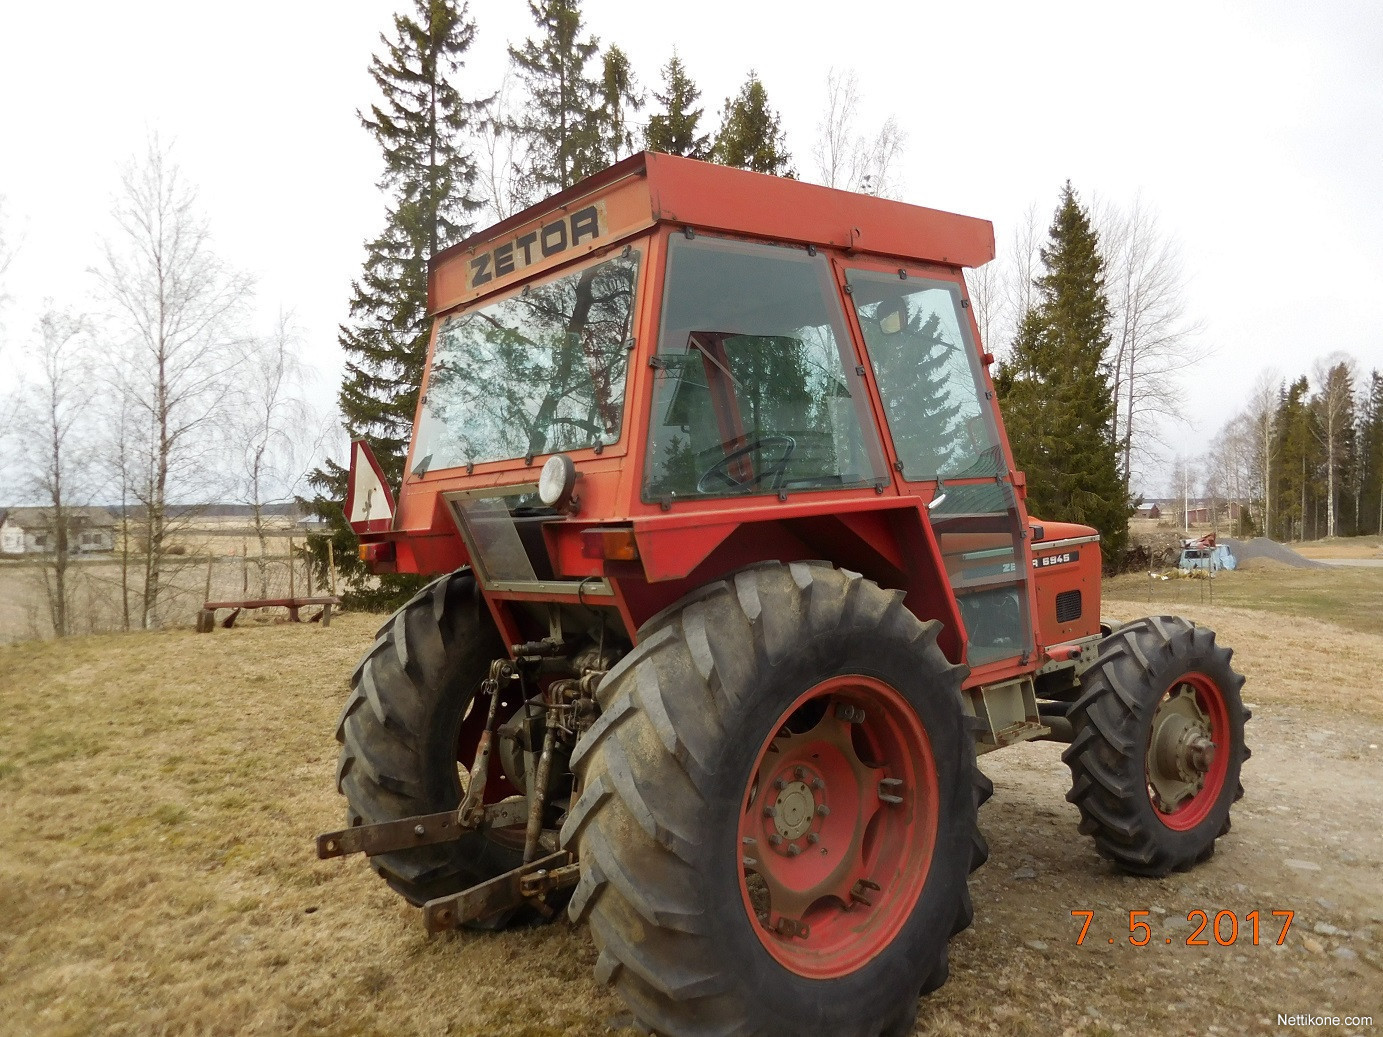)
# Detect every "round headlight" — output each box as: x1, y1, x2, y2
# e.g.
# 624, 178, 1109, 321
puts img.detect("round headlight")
538, 453, 577, 510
